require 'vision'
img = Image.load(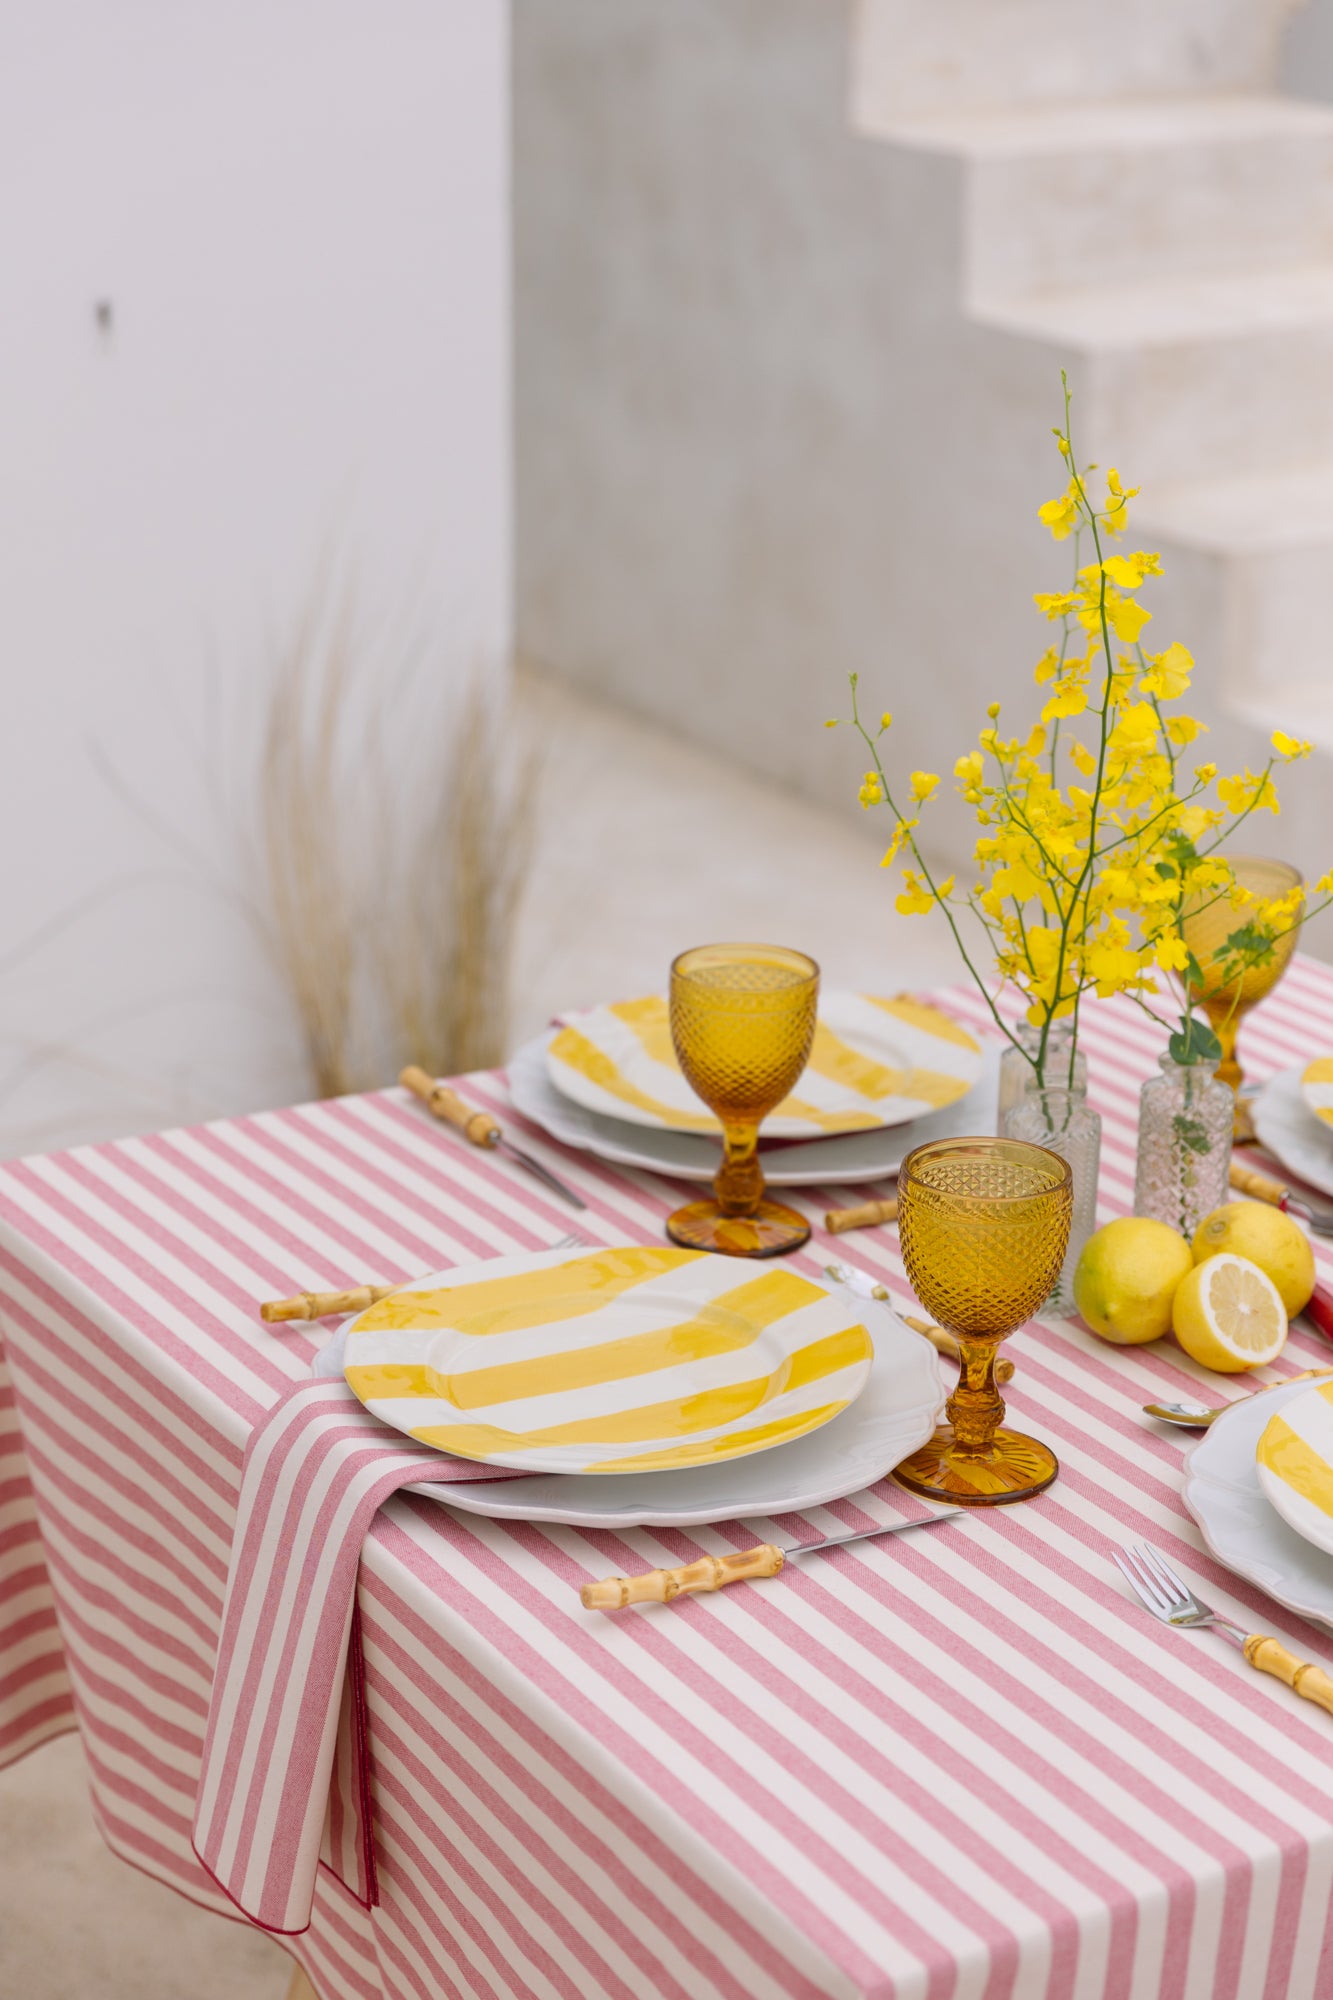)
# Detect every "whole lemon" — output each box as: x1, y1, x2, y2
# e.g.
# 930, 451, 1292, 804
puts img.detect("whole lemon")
1191, 1202, 1315, 1317
1073, 1216, 1194, 1344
